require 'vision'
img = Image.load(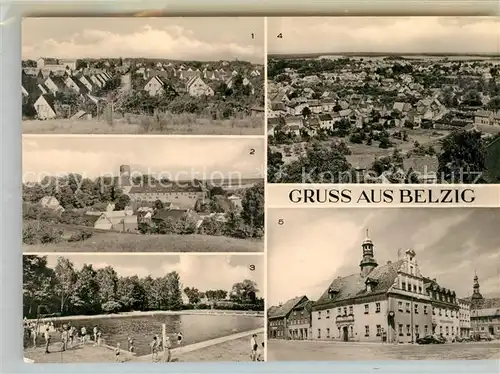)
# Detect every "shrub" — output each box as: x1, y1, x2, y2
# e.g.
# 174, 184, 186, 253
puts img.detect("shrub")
101, 301, 122, 314
67, 230, 93, 242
